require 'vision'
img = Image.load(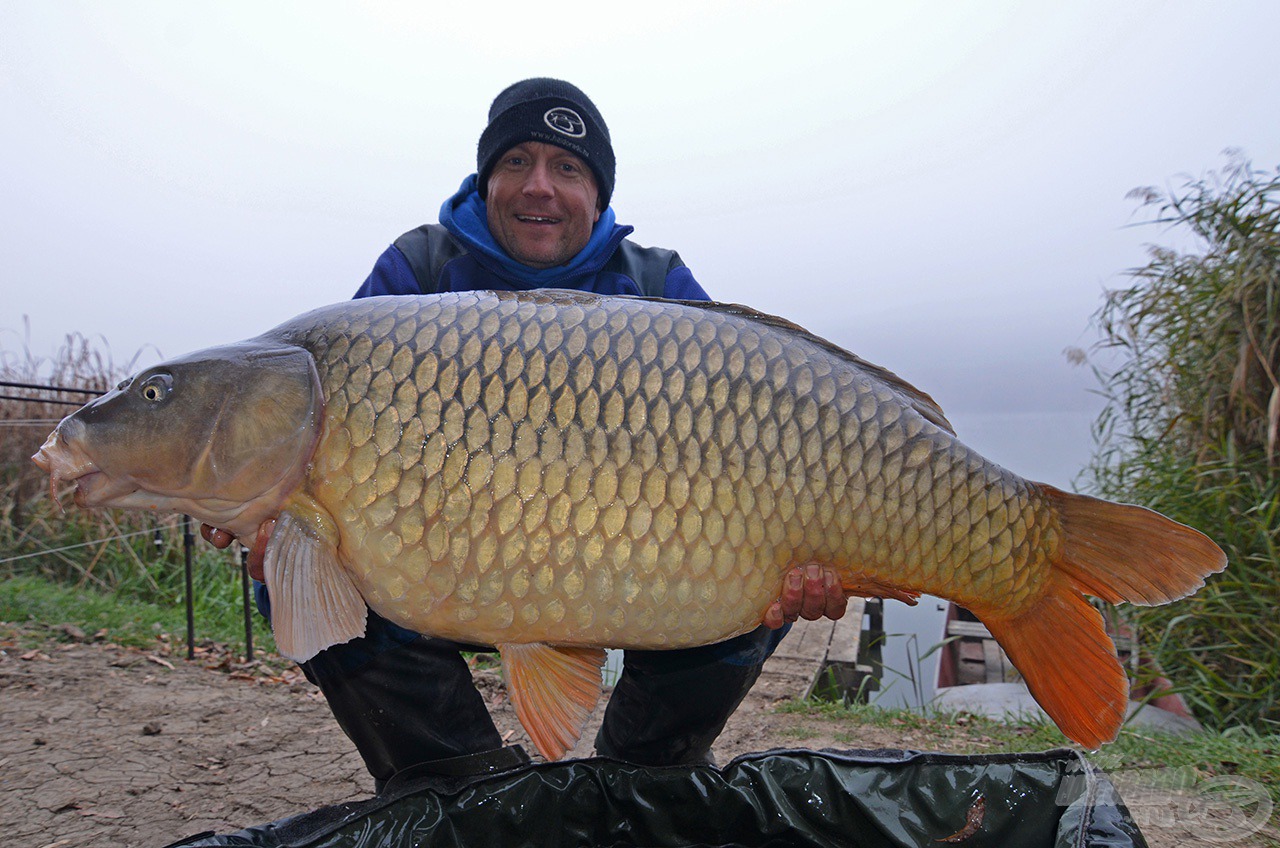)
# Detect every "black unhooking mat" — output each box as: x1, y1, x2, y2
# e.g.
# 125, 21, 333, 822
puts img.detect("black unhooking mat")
164, 747, 1147, 848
